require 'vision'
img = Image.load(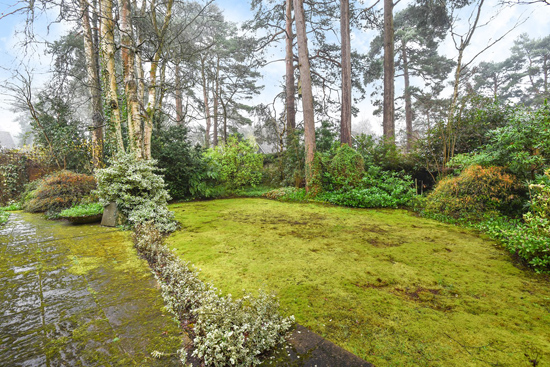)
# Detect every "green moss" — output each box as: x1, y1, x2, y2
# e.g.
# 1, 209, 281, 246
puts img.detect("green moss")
169, 198, 550, 366
0, 213, 182, 366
